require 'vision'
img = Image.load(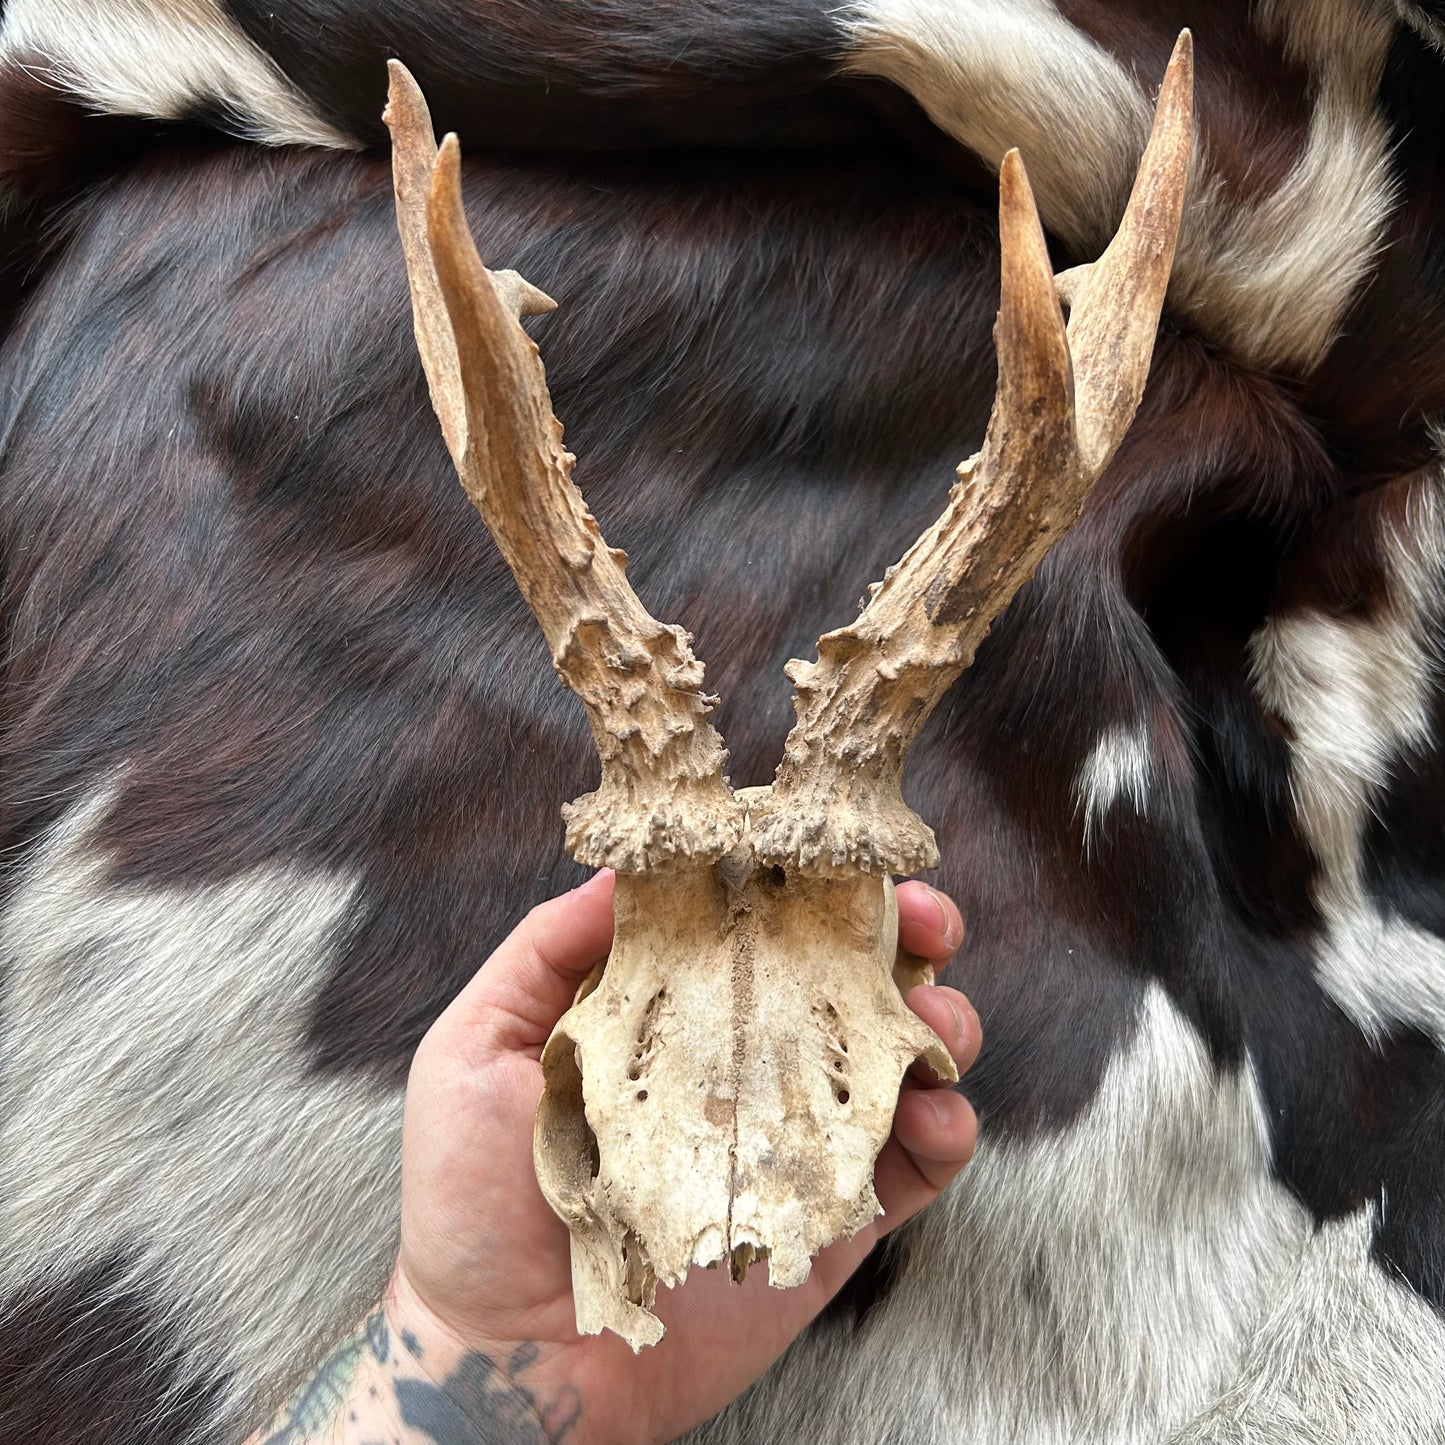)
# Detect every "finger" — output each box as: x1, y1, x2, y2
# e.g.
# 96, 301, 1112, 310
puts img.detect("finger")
807, 1091, 979, 1302
896, 882, 965, 960
905, 984, 981, 1082
889, 1089, 978, 1190
429, 870, 617, 1061
869, 1090, 978, 1226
